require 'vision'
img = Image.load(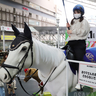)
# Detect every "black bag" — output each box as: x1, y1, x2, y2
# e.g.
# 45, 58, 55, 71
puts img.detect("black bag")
62, 45, 74, 60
